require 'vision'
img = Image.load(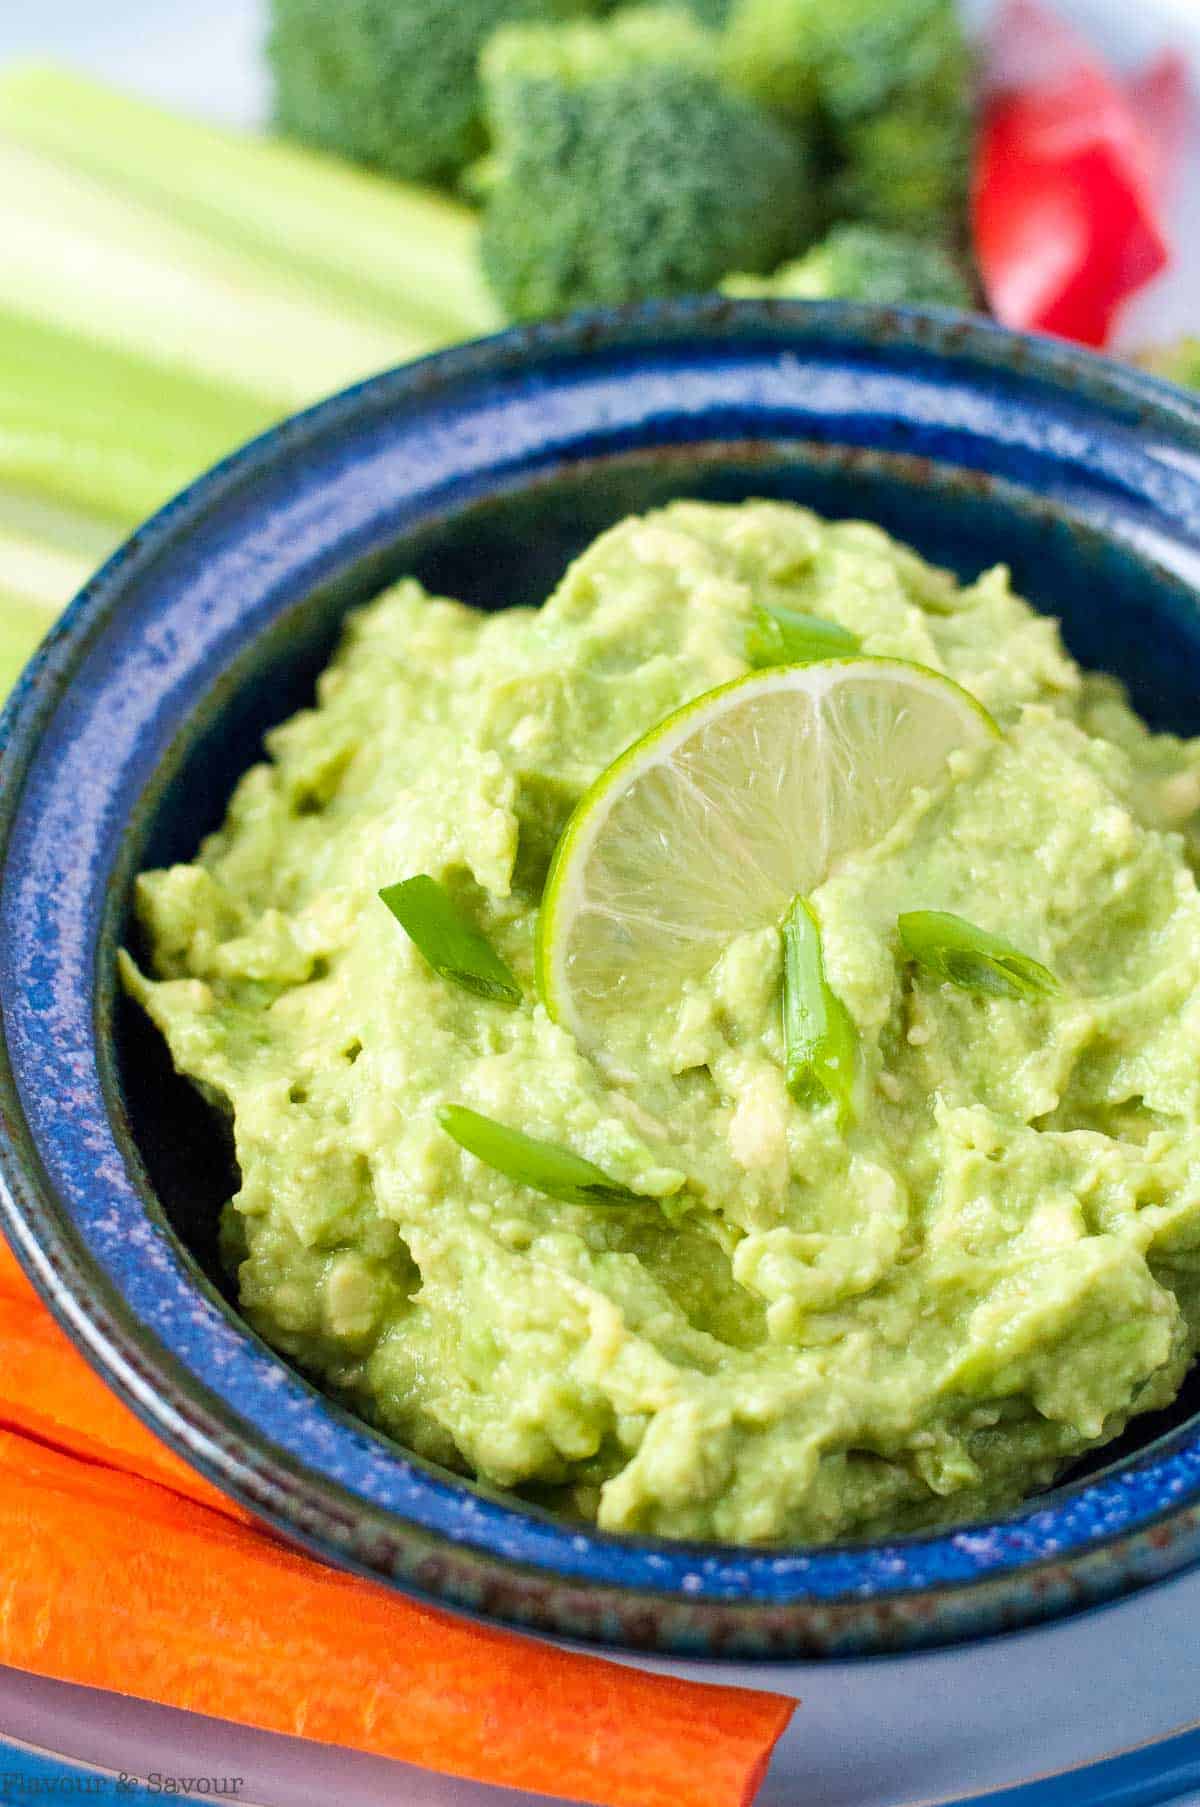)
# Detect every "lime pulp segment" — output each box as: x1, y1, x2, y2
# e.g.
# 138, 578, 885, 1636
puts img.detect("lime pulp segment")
537, 658, 997, 1050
